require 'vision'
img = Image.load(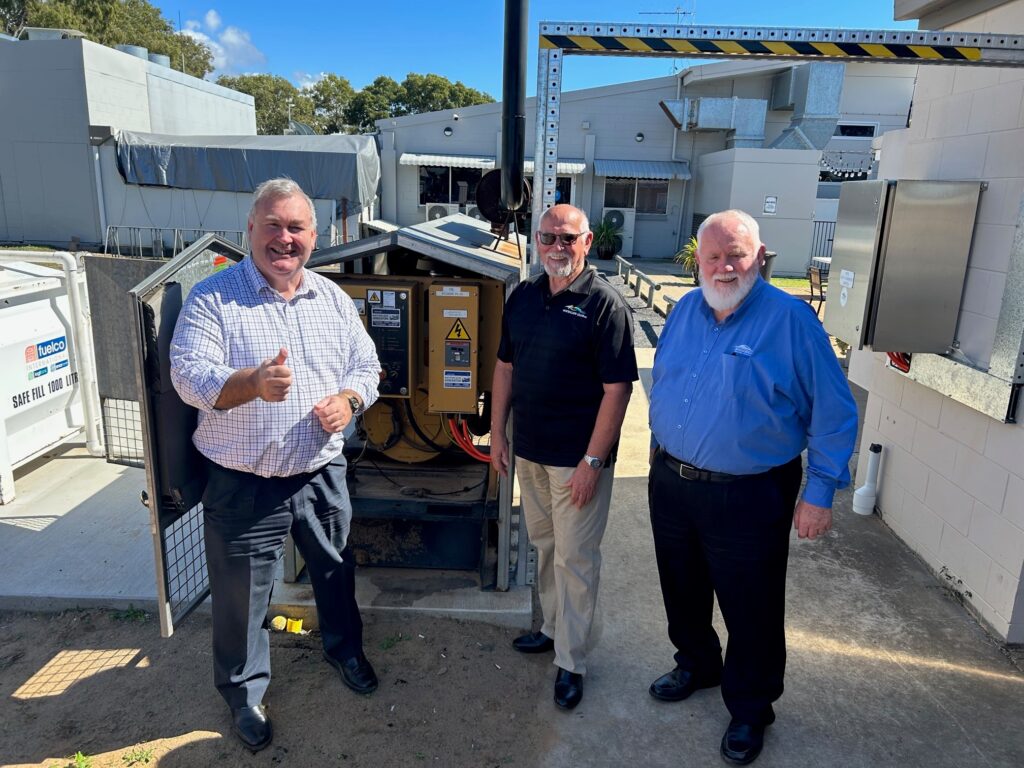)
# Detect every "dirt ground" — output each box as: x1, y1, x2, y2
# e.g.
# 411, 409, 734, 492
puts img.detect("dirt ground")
0, 607, 555, 768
